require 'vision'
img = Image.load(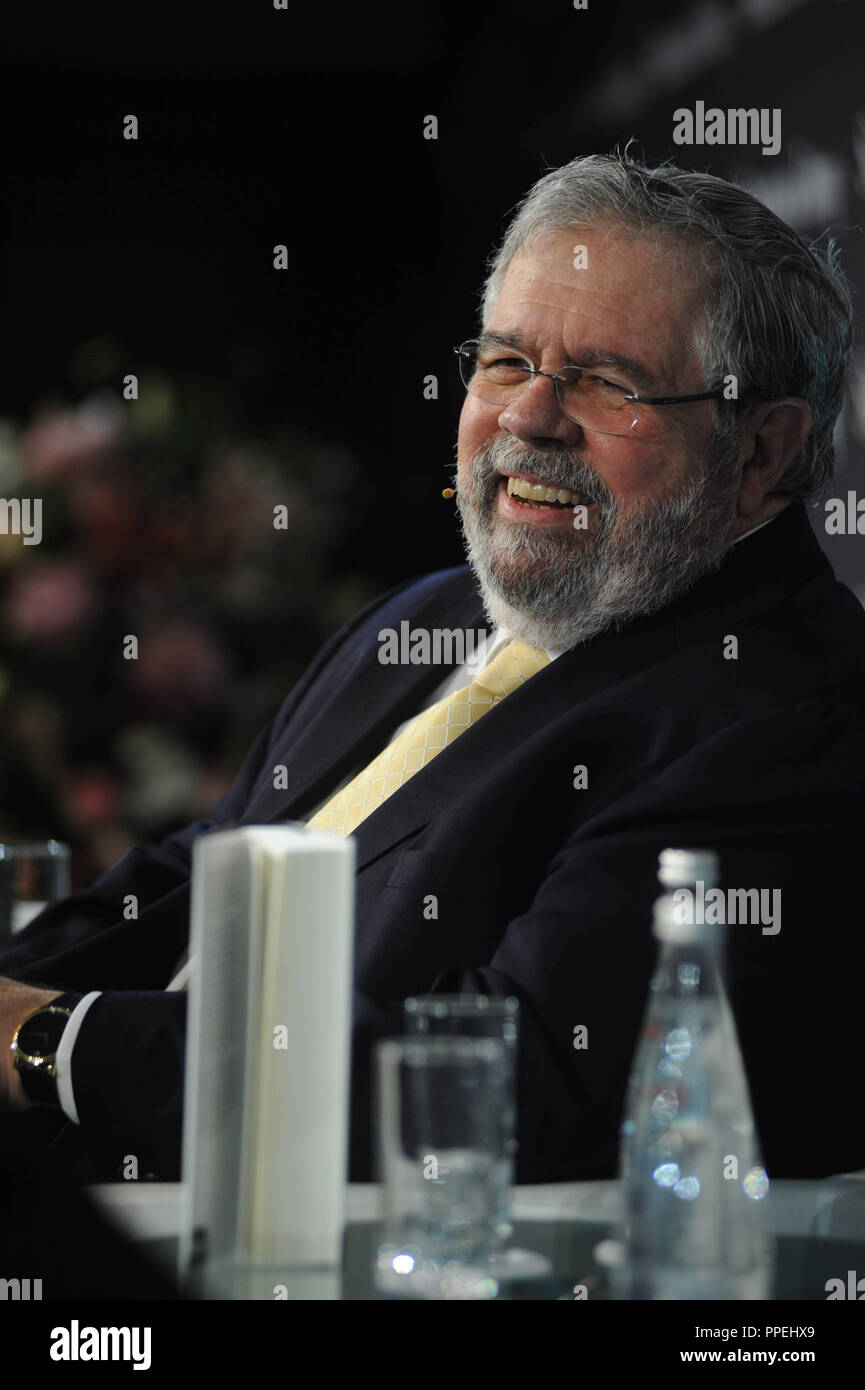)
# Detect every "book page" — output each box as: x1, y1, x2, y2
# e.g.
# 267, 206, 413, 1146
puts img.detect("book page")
178, 830, 256, 1273
242, 827, 355, 1264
